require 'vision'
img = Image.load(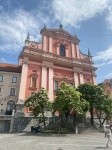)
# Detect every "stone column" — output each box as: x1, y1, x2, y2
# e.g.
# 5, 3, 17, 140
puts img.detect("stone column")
79, 73, 84, 84
74, 72, 79, 87
43, 36, 46, 51
49, 36, 52, 53
57, 46, 59, 55
71, 43, 75, 58
93, 75, 97, 85
66, 49, 68, 57
76, 44, 80, 59
18, 62, 28, 101
41, 66, 47, 89
49, 67, 53, 101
